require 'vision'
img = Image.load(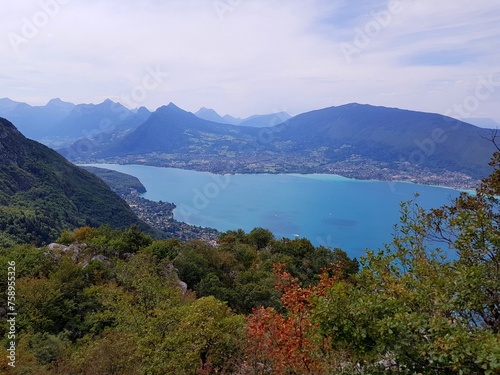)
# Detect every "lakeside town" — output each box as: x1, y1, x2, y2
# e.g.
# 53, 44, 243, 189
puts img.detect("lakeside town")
95, 152, 479, 190
124, 193, 220, 243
